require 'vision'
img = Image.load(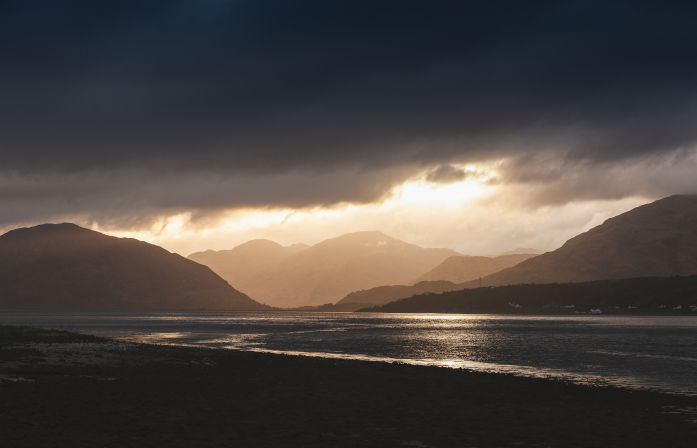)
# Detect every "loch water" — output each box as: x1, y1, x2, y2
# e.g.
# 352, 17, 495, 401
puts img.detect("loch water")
1, 311, 696, 395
